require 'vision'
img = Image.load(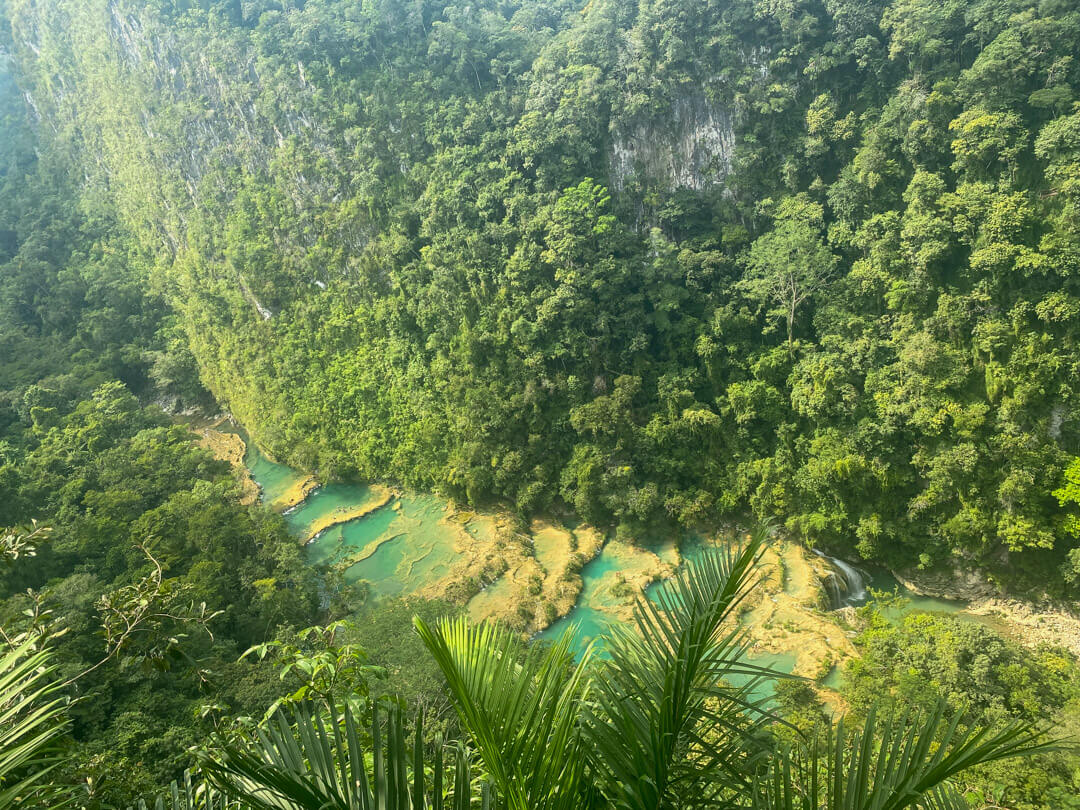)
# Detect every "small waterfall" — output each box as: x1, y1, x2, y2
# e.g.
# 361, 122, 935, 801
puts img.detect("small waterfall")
812, 550, 868, 608
829, 556, 868, 603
